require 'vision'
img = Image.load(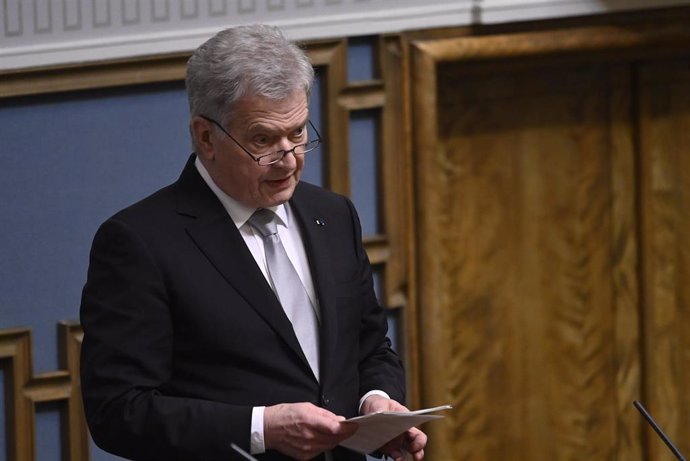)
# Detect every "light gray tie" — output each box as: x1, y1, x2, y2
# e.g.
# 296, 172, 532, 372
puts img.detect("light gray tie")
248, 208, 320, 380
